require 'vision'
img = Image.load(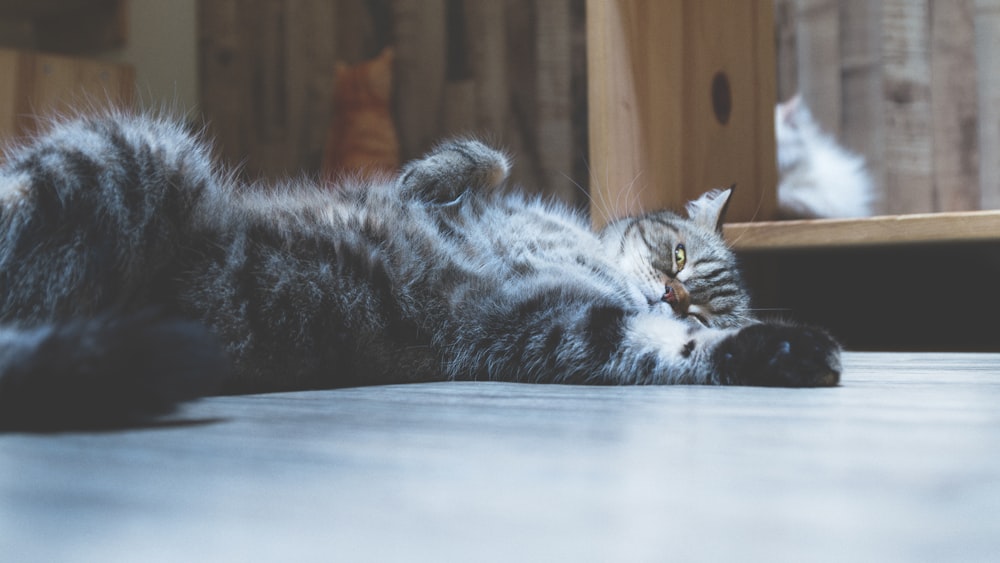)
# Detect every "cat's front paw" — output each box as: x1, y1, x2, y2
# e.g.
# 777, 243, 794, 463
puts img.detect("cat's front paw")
713, 324, 841, 387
